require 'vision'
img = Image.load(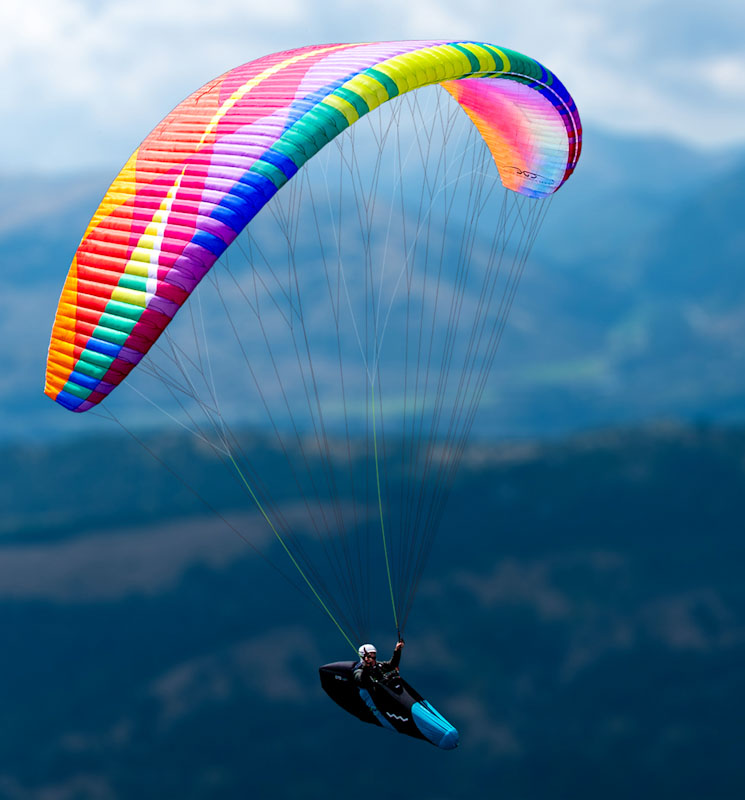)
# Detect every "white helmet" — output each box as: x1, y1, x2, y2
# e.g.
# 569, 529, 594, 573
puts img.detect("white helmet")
358, 643, 377, 659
